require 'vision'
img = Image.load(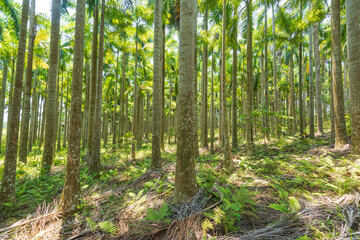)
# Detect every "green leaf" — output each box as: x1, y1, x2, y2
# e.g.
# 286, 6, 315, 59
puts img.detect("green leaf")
268, 204, 290, 213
